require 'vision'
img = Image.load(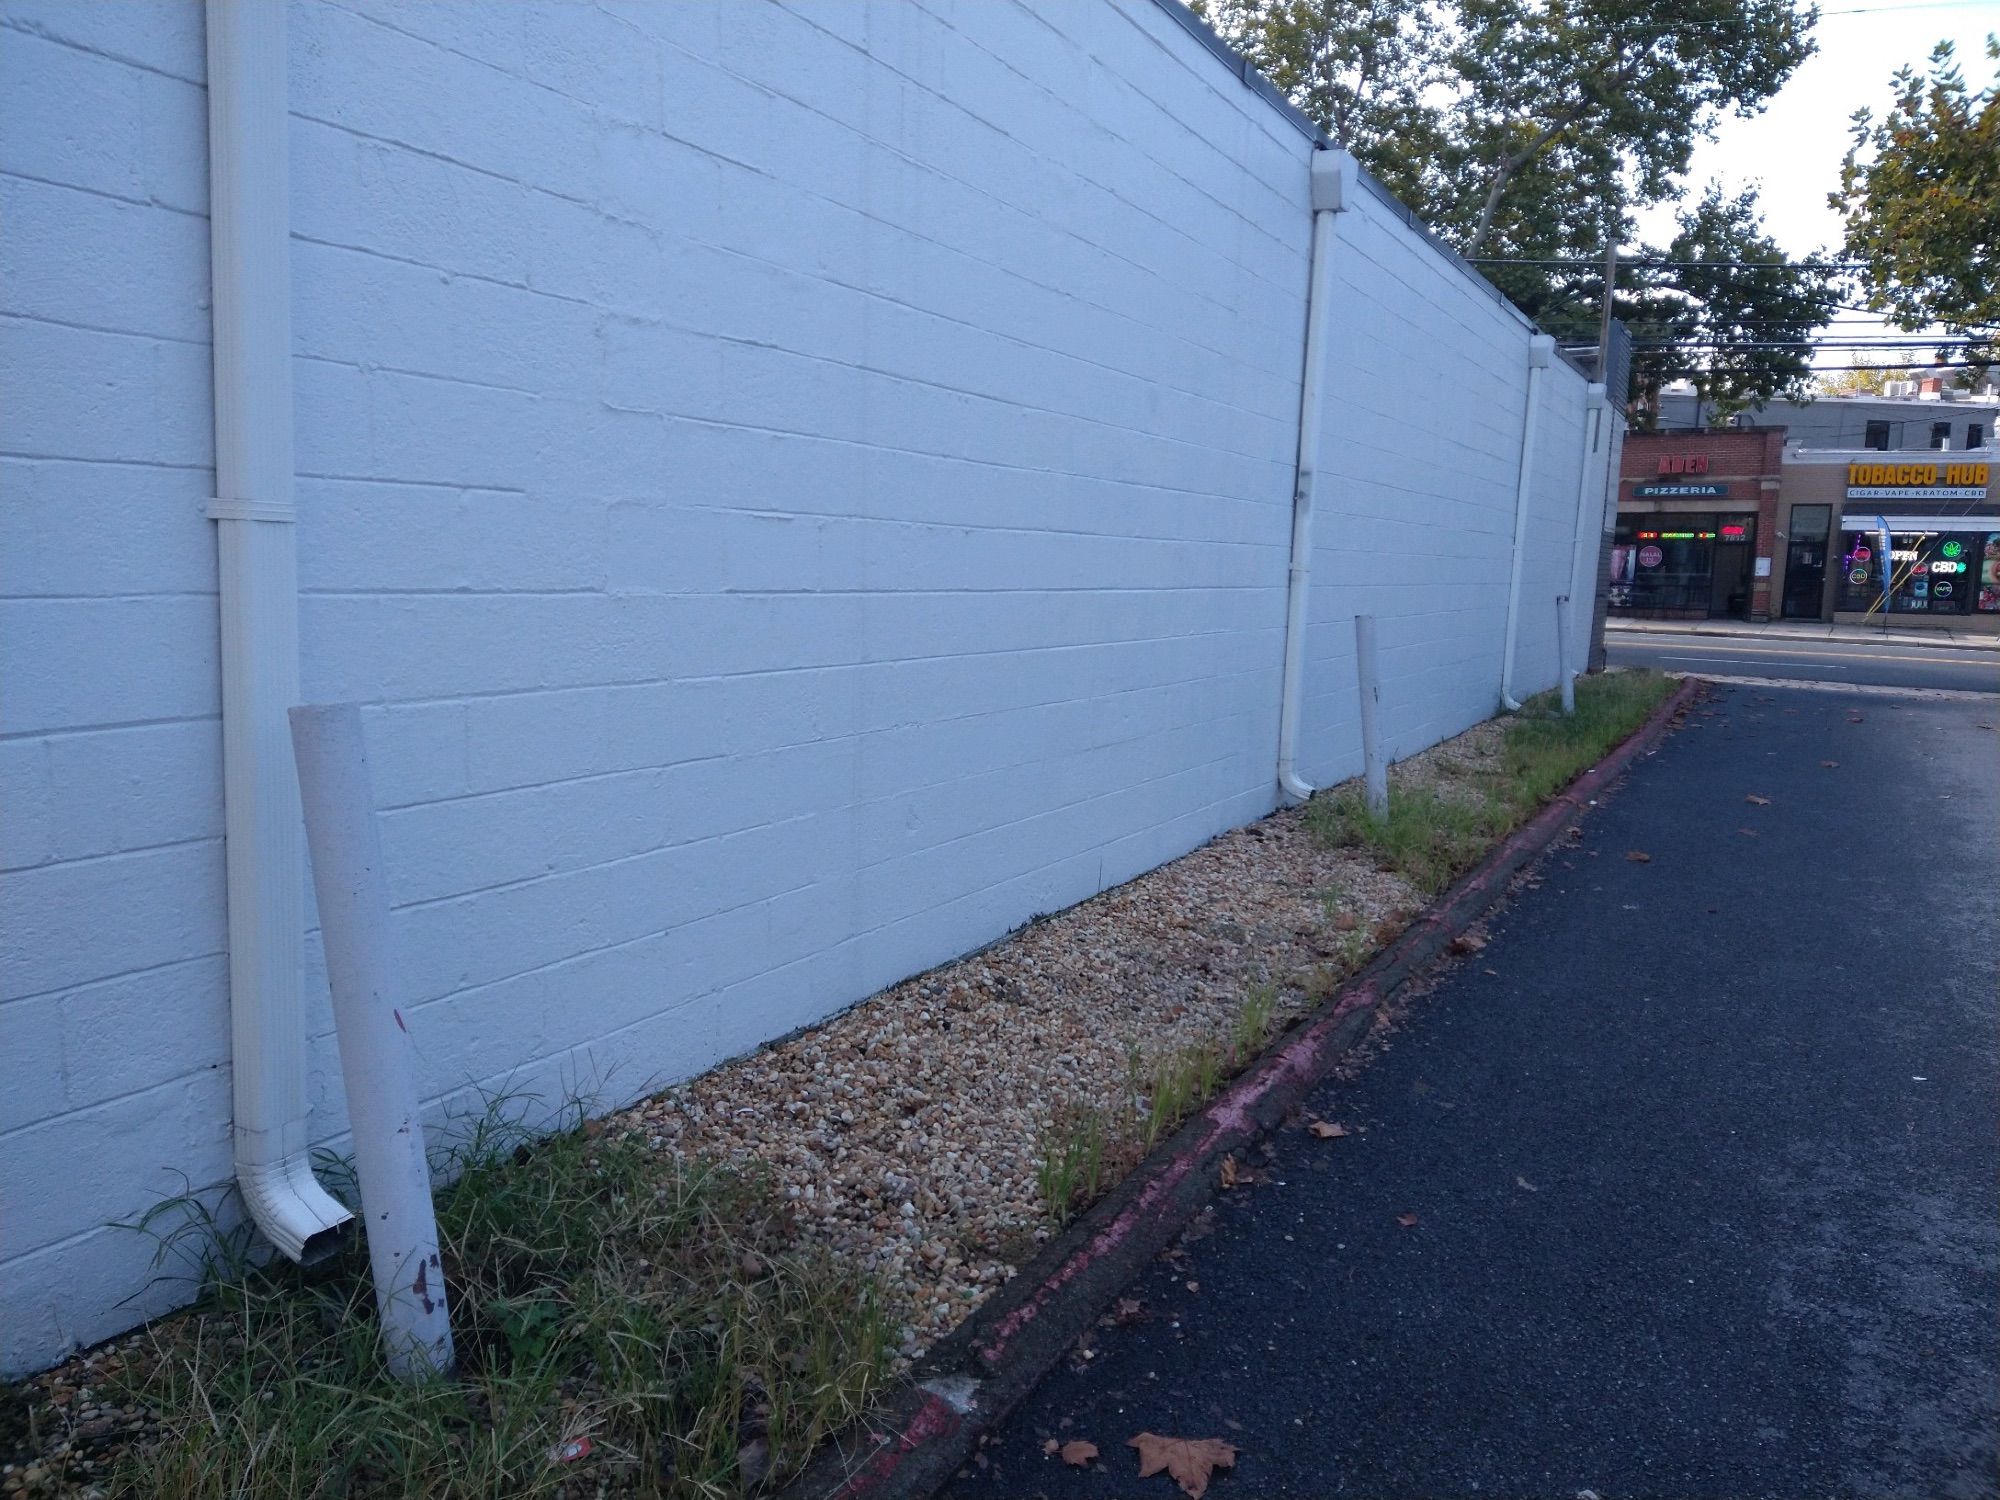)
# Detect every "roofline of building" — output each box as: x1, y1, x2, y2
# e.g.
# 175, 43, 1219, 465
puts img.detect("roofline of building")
1660, 391, 2000, 413
1629, 425, 1791, 437
1783, 445, 1997, 464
